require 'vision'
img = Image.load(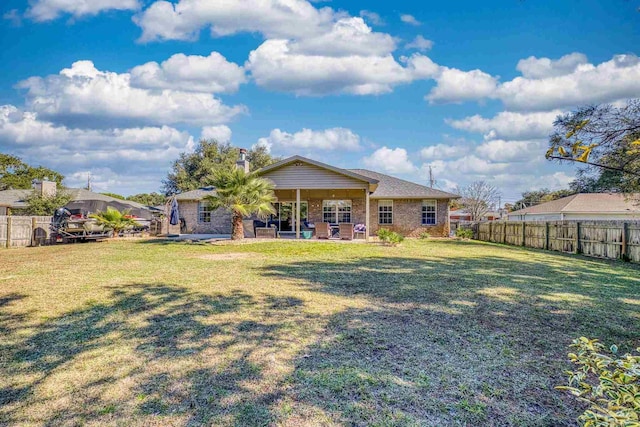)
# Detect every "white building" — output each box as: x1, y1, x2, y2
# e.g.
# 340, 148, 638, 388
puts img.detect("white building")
506, 193, 640, 221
